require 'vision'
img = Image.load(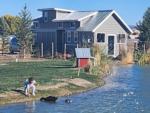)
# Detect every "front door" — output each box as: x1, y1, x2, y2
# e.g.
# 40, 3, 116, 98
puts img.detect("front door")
108, 35, 115, 55
57, 30, 65, 53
